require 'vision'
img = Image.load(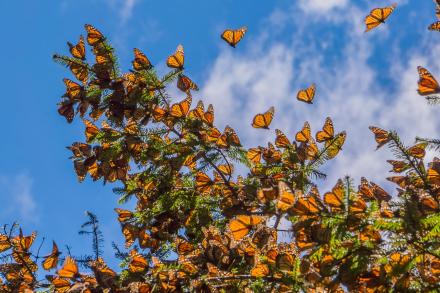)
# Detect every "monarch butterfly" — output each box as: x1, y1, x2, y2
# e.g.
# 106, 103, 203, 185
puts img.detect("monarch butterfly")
203, 104, 214, 126
276, 253, 295, 272
277, 181, 296, 212
57, 256, 79, 279
84, 24, 105, 46
297, 83, 316, 104
132, 48, 152, 71
63, 78, 82, 100
50, 277, 71, 292
67, 35, 86, 60
218, 164, 233, 176
221, 26, 248, 47
386, 160, 409, 173
42, 241, 61, 270
170, 96, 192, 118
83, 119, 99, 143
387, 175, 409, 189
349, 197, 367, 215
275, 129, 292, 149
316, 117, 334, 142
326, 131, 346, 159
262, 142, 282, 163
364, 4, 397, 32
429, 21, 440, 31
292, 187, 322, 216
177, 74, 199, 93
166, 44, 184, 69
247, 148, 262, 164
188, 100, 205, 121
417, 66, 440, 96
429, 0, 440, 31
12, 230, 36, 252
324, 180, 345, 211
0, 234, 11, 253
250, 263, 270, 277
370, 181, 391, 201
152, 105, 168, 122
129, 249, 148, 273
257, 187, 277, 204
122, 224, 139, 248
428, 158, 440, 186
295, 121, 312, 143
176, 238, 194, 255
139, 229, 159, 250
407, 143, 427, 158
229, 215, 264, 241
195, 172, 213, 194
251, 106, 274, 129
114, 208, 133, 223
369, 126, 391, 149
305, 138, 319, 160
